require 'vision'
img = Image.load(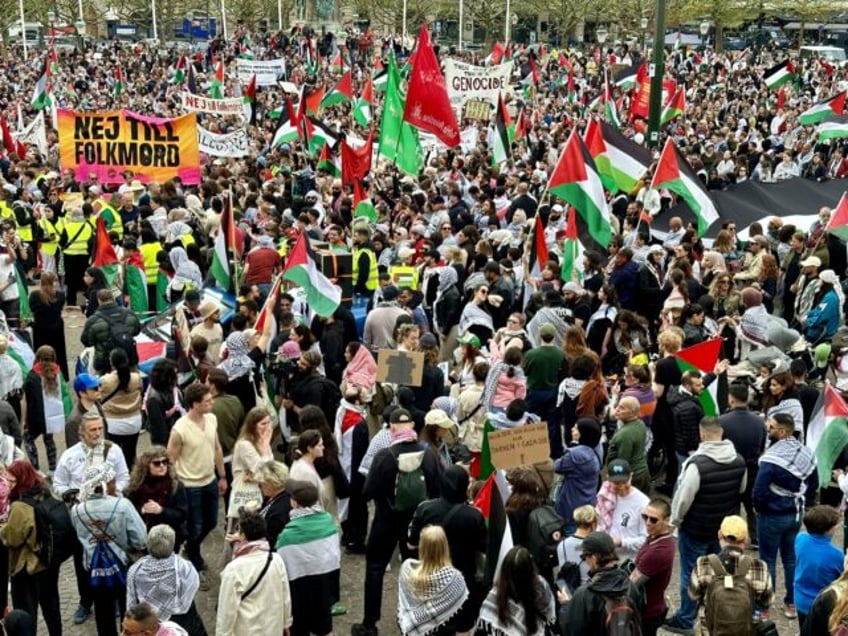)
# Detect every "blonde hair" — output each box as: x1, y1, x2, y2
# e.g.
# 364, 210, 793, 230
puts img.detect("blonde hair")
828, 570, 848, 632
657, 328, 683, 354
573, 505, 599, 527
410, 525, 452, 595
253, 460, 289, 489
0, 334, 8, 355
